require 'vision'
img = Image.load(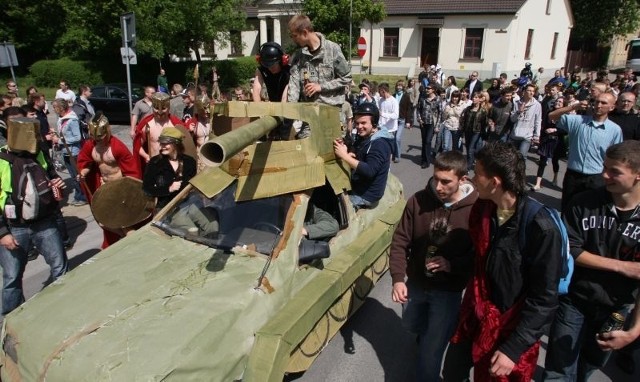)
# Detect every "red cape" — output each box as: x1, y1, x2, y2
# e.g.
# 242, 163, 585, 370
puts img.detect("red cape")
77, 136, 141, 248
451, 200, 540, 382
132, 114, 184, 176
